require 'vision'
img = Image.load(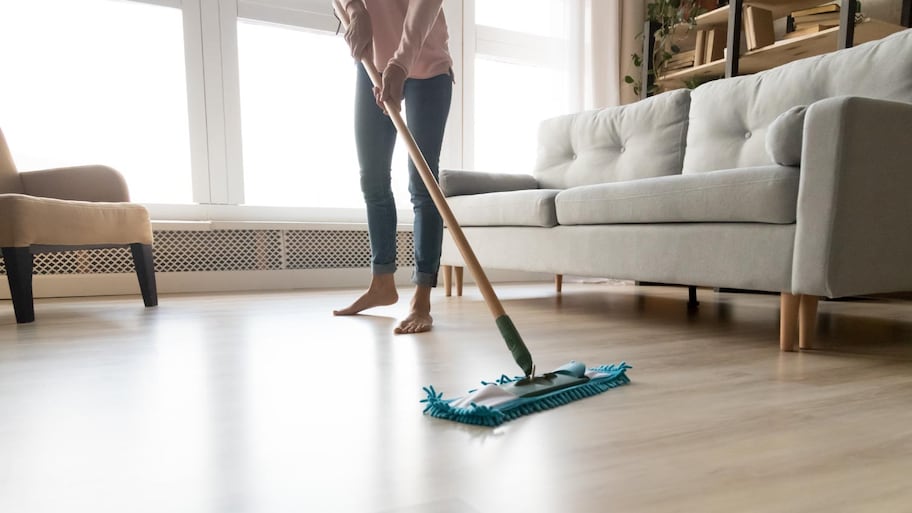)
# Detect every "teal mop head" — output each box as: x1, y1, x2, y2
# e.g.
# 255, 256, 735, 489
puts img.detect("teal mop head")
421, 361, 631, 427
